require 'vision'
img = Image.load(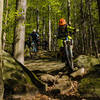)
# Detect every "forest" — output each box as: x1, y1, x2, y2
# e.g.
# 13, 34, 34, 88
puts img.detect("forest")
0, 0, 100, 100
